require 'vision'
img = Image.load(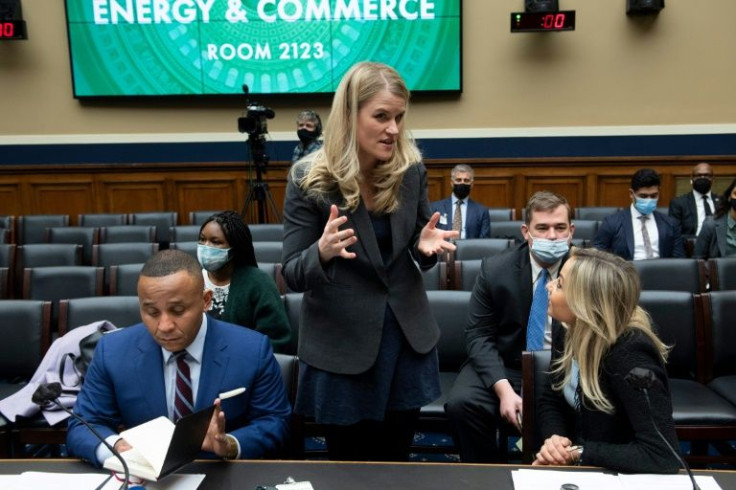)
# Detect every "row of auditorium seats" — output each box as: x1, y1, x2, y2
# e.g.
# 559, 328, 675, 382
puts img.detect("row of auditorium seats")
0, 237, 286, 299
425, 257, 736, 294
0, 212, 284, 246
